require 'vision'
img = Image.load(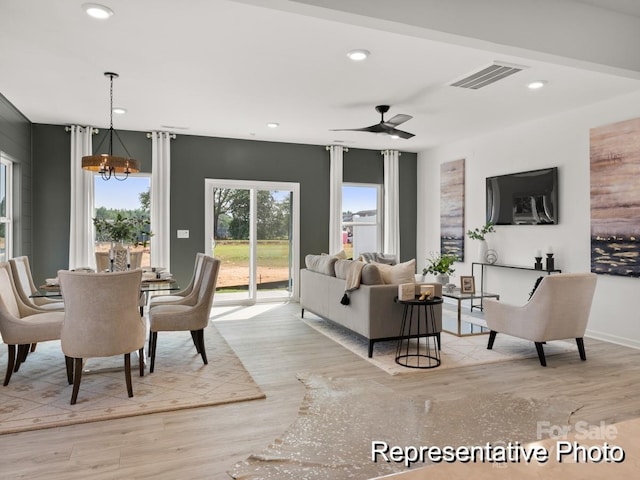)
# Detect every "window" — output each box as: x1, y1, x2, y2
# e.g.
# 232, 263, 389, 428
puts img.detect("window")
94, 174, 151, 267
0, 153, 13, 262
341, 183, 382, 259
